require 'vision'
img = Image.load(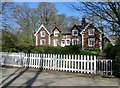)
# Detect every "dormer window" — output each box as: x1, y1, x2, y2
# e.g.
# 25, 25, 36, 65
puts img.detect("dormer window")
72, 30, 78, 36
40, 31, 45, 37
88, 29, 94, 35
54, 30, 59, 36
